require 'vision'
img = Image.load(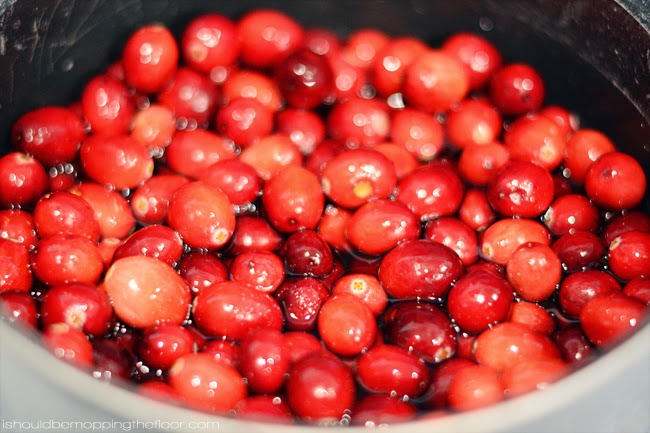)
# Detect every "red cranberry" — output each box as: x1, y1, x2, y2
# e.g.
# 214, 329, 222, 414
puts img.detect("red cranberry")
489, 63, 545, 116
585, 152, 647, 210
317, 293, 376, 356
539, 105, 577, 137
33, 191, 100, 242
543, 194, 600, 236
506, 242, 562, 302
0, 152, 49, 209
178, 252, 228, 295
559, 270, 621, 317
564, 128, 616, 184
371, 37, 428, 97
216, 97, 274, 148
459, 188, 496, 231
304, 28, 341, 58
504, 114, 566, 171
447, 99, 502, 150
501, 358, 567, 397
448, 364, 504, 411
458, 142, 510, 186
304, 139, 345, 177
0, 209, 37, 249
331, 273, 387, 316
181, 14, 240, 74
158, 67, 218, 128
137, 381, 179, 401
131, 104, 176, 150
112, 224, 183, 266
379, 239, 464, 300
327, 53, 368, 102
403, 50, 470, 113
275, 48, 333, 109
480, 218, 550, 265
274, 277, 330, 332
227, 216, 282, 256
508, 301, 556, 336
32, 234, 103, 286
424, 358, 476, 409
552, 230, 605, 272
239, 134, 303, 182
0, 290, 38, 328
165, 129, 236, 179
608, 231, 650, 281
71, 183, 135, 240
229, 250, 285, 294
327, 98, 390, 148
442, 32, 503, 90
130, 175, 190, 226
447, 270, 513, 334
276, 108, 326, 155
41, 283, 112, 336
169, 353, 247, 412
280, 230, 334, 277
282, 332, 324, 365
192, 281, 283, 340
202, 339, 241, 368
92, 338, 134, 381
122, 24, 178, 94
374, 143, 419, 180
424, 217, 478, 266
553, 325, 594, 364
221, 69, 283, 111
383, 301, 457, 363
351, 394, 417, 427
390, 108, 445, 161
11, 106, 86, 166
552, 174, 576, 198
167, 181, 235, 250
138, 323, 195, 370
286, 352, 355, 423
318, 205, 353, 252
104, 256, 190, 329
487, 160, 554, 218
624, 276, 650, 305
580, 293, 647, 348
233, 395, 293, 423
238, 328, 290, 394
341, 28, 389, 70
262, 166, 324, 233
81, 74, 135, 136
43, 323, 94, 368
237, 9, 304, 69
603, 211, 650, 245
